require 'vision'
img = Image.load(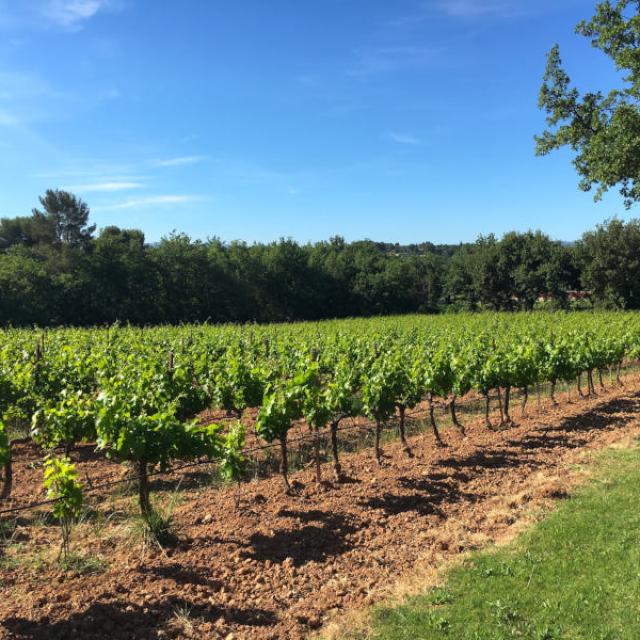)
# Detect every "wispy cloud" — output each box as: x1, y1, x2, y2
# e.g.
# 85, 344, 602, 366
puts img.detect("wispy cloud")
207, 156, 306, 187
387, 132, 421, 145
0, 109, 19, 126
348, 46, 444, 77
0, 70, 64, 102
43, 0, 111, 29
0, 70, 72, 128
385, 0, 524, 28
154, 155, 207, 168
0, 0, 126, 32
94, 195, 199, 211
436, 0, 523, 19
66, 180, 143, 192
36, 166, 137, 179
